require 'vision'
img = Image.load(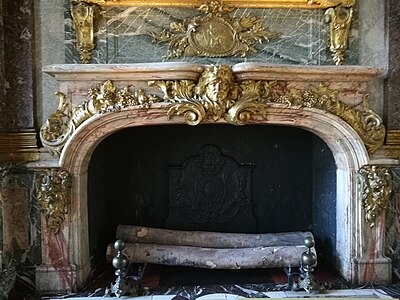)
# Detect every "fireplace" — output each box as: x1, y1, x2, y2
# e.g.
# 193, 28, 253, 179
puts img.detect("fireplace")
33, 62, 392, 293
